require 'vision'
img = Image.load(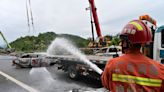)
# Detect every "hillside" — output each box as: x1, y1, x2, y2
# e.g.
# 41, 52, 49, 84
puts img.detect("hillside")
10, 32, 89, 52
